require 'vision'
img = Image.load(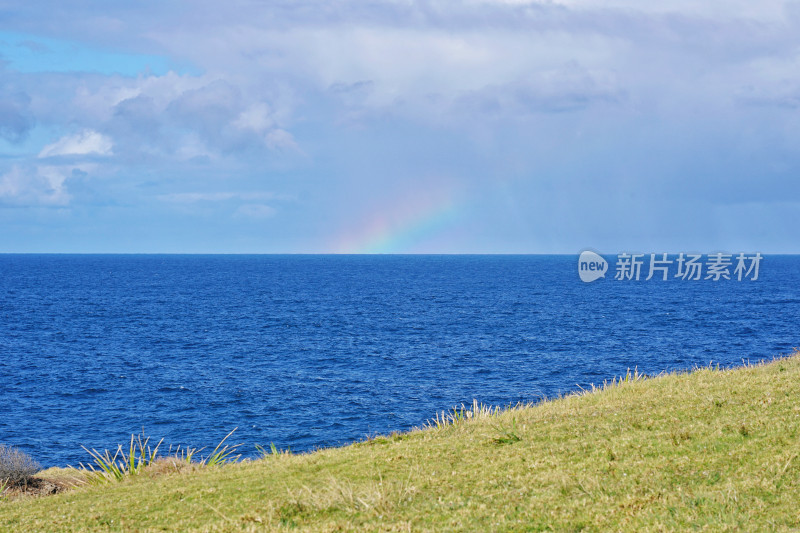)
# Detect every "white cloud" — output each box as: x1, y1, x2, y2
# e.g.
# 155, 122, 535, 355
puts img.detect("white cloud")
38, 130, 113, 158
233, 103, 274, 133
264, 128, 299, 151
147, 1, 798, 106
233, 102, 301, 151
0, 165, 71, 206
536, 0, 789, 21
156, 192, 279, 219
173, 133, 218, 161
